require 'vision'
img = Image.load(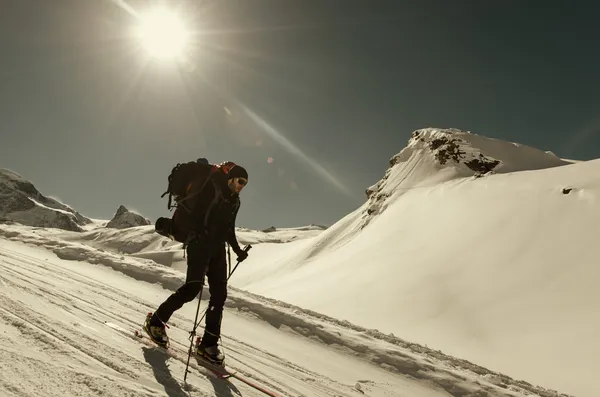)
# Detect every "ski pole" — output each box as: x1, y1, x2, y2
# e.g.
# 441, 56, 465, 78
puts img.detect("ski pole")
227, 243, 231, 275
227, 244, 252, 281
228, 244, 252, 279
192, 244, 252, 329
184, 271, 207, 383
